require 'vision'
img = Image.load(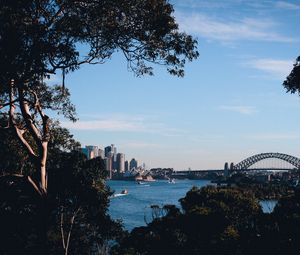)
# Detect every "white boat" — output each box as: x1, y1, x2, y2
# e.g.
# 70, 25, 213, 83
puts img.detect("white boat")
121, 189, 128, 194
168, 178, 176, 184
110, 189, 129, 198
112, 193, 127, 198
